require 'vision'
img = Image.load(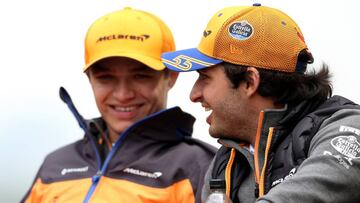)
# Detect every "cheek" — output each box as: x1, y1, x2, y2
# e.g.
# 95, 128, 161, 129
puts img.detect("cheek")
204, 86, 222, 103
141, 81, 167, 97
214, 90, 238, 114
92, 85, 111, 105
143, 84, 168, 108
